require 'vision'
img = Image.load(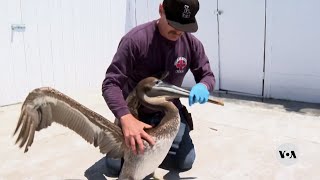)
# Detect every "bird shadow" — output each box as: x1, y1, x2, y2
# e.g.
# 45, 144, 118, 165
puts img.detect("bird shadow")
142, 170, 197, 180
162, 170, 197, 180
